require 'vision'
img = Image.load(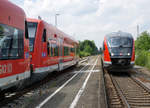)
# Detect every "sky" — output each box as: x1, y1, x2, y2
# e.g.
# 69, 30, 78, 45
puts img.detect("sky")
10, 0, 150, 48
